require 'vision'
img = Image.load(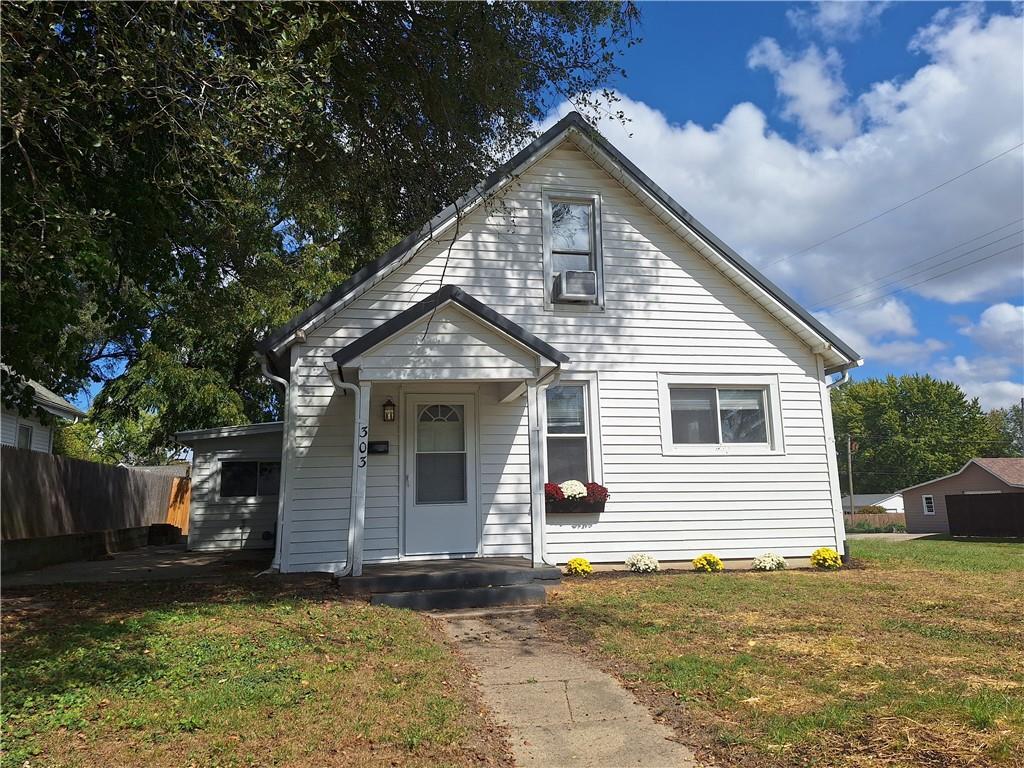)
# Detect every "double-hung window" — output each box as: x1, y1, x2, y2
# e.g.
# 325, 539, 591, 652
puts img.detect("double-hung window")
545, 384, 590, 483
16, 424, 32, 450
220, 460, 281, 498
658, 374, 783, 455
542, 191, 603, 307
922, 495, 935, 516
